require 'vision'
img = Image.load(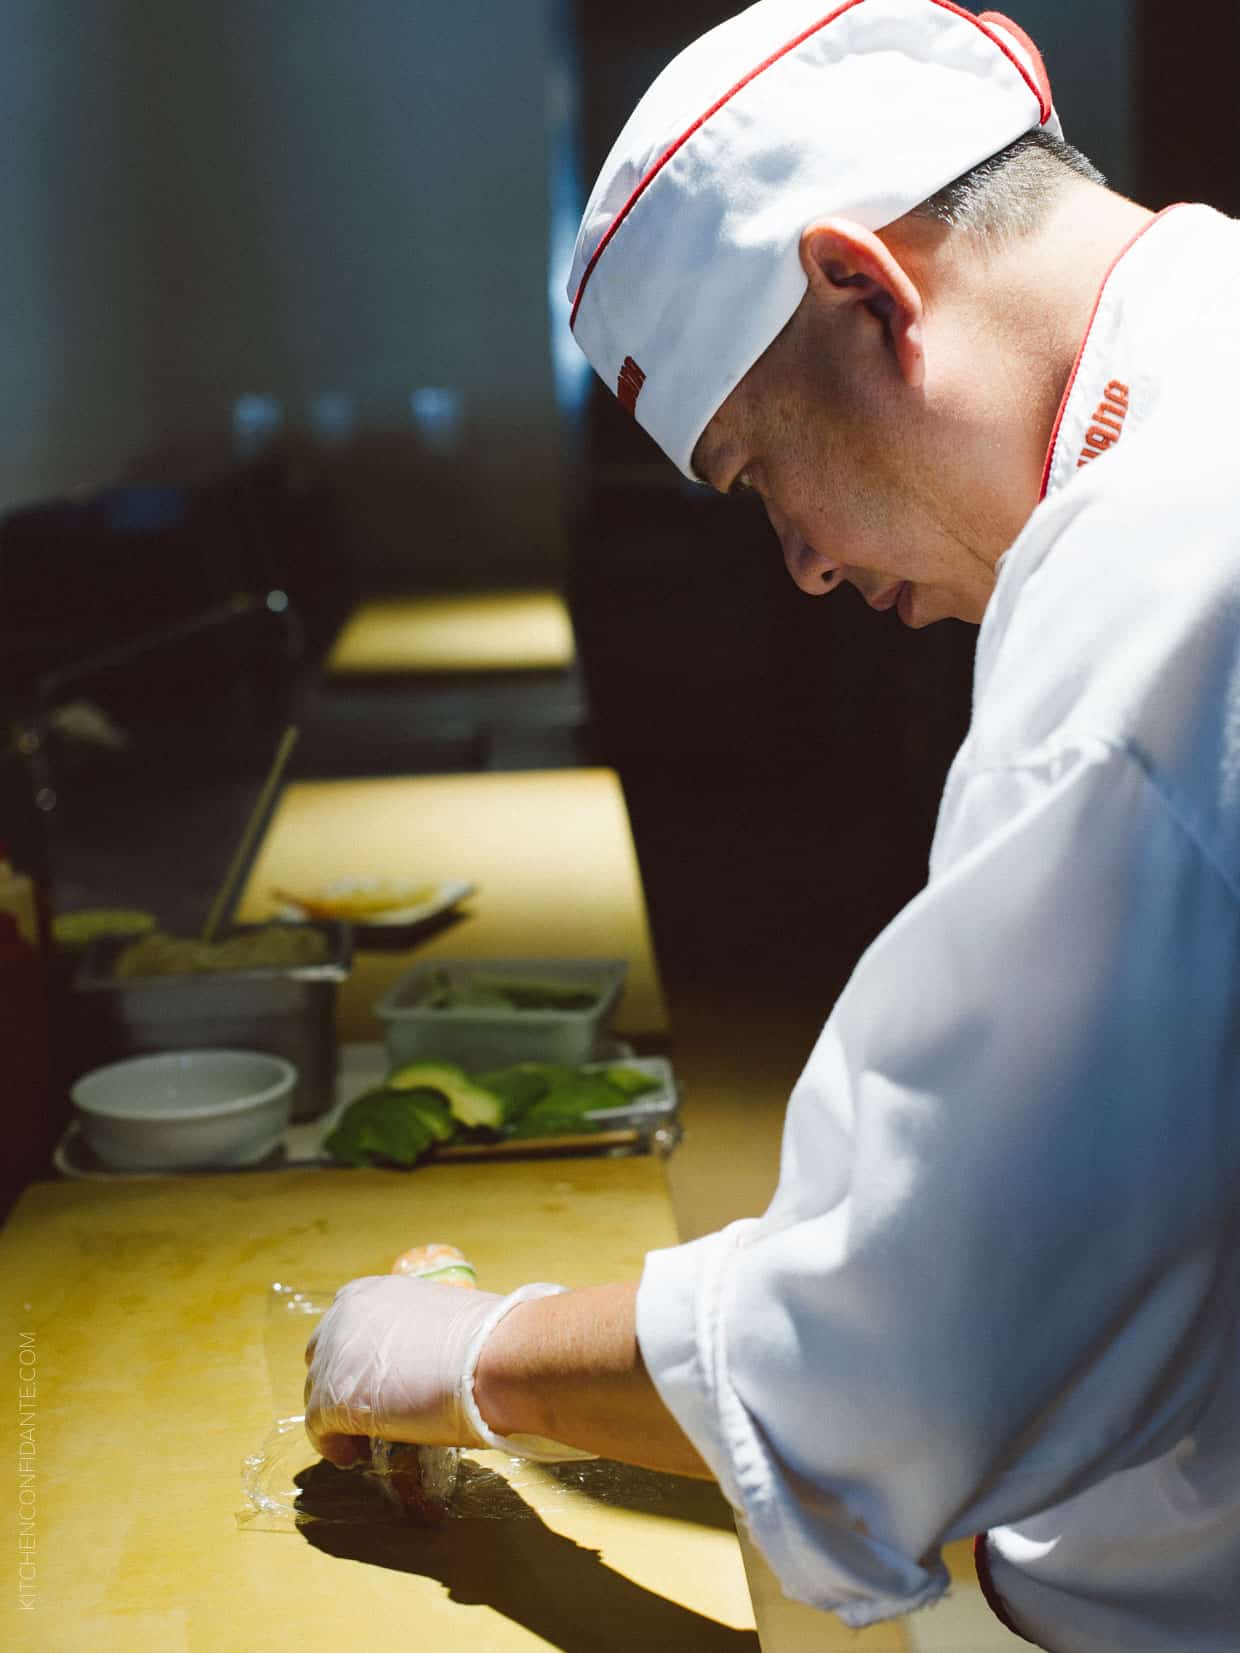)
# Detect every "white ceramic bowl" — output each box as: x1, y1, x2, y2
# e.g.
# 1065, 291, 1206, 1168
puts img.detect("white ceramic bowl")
70, 1050, 297, 1170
